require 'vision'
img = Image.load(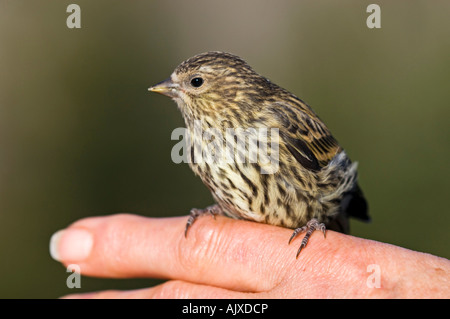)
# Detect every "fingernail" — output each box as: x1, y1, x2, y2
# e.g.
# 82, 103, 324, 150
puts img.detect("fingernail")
50, 228, 93, 262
